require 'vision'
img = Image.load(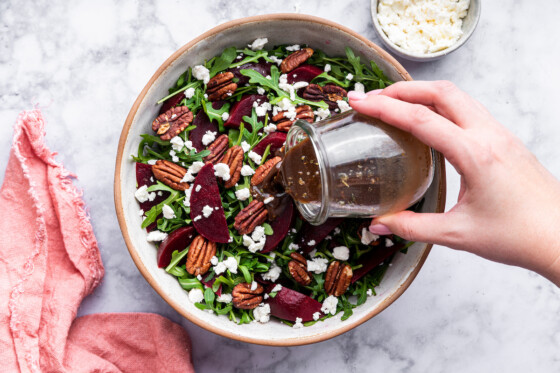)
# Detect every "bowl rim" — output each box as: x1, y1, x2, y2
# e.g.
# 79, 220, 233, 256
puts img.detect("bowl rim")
370, 0, 481, 61
114, 13, 447, 346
